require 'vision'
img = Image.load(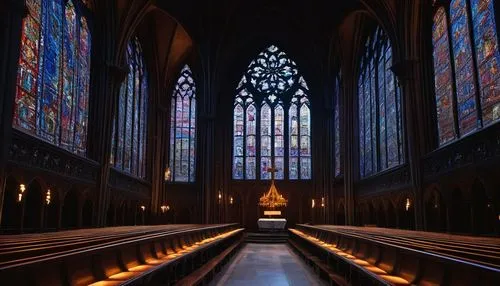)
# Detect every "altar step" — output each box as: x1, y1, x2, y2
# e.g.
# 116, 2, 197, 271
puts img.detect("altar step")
245, 232, 289, 243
